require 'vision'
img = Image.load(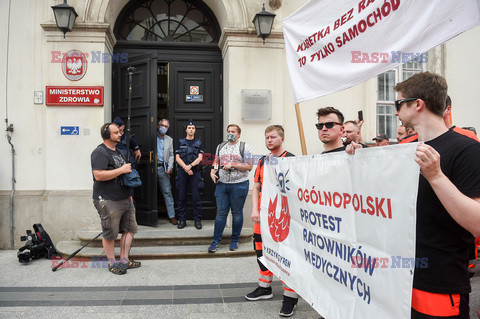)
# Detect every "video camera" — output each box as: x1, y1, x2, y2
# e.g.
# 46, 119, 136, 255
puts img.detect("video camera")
17, 223, 59, 263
